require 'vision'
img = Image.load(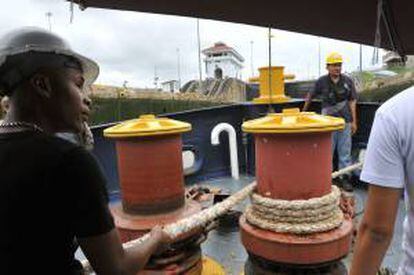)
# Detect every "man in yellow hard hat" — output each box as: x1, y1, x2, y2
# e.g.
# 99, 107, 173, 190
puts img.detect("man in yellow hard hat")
303, 52, 358, 191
